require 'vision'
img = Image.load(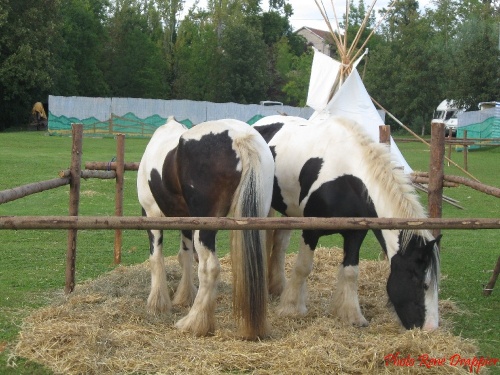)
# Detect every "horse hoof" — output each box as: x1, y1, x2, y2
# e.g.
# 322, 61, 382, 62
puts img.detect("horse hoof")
268, 284, 284, 298
175, 314, 214, 337
276, 304, 307, 317
268, 277, 285, 297
147, 304, 170, 315
172, 287, 197, 307
352, 319, 369, 328
147, 294, 172, 314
